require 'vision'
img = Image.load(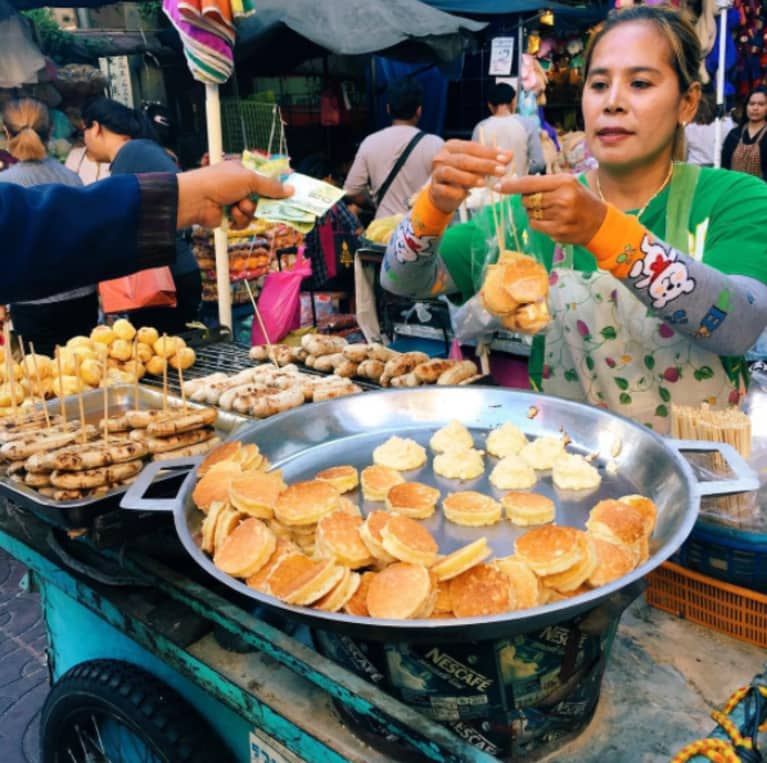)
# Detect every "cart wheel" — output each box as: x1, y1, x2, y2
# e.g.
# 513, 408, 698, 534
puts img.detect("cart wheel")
40, 659, 233, 763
